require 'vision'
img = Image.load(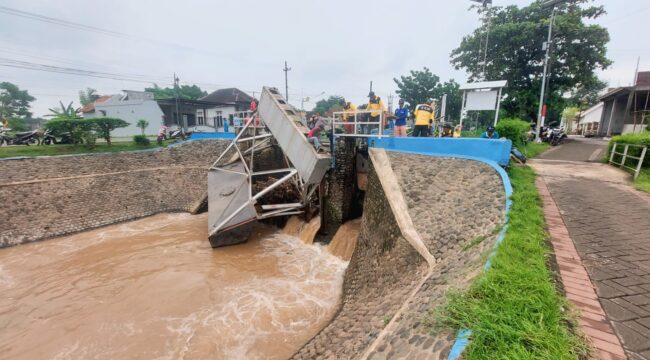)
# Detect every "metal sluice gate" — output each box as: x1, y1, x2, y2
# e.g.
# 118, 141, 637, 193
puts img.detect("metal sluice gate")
207, 87, 331, 247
